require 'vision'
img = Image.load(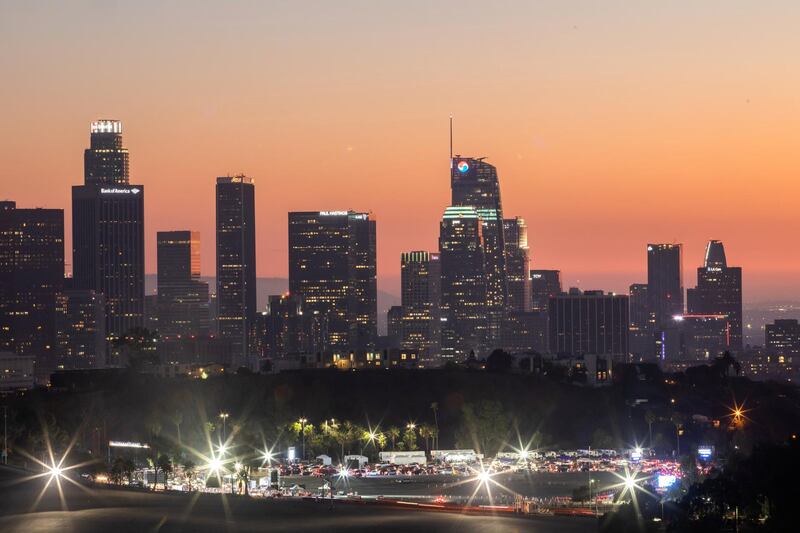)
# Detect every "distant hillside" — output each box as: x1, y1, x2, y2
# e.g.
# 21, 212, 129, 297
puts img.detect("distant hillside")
145, 275, 400, 334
